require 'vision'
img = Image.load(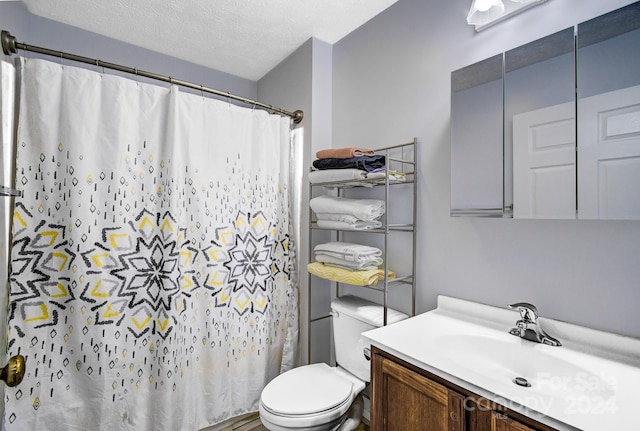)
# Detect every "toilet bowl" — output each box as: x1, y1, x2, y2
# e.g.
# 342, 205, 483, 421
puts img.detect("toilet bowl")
259, 363, 365, 431
259, 295, 408, 431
